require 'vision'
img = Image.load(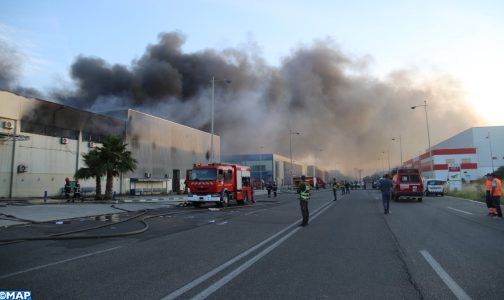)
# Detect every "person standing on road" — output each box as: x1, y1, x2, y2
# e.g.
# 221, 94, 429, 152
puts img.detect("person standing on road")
298, 175, 311, 226
73, 178, 81, 203
345, 181, 351, 194
380, 174, 393, 215
332, 178, 338, 201
485, 174, 496, 216
266, 182, 273, 198
490, 173, 502, 218
64, 178, 72, 202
